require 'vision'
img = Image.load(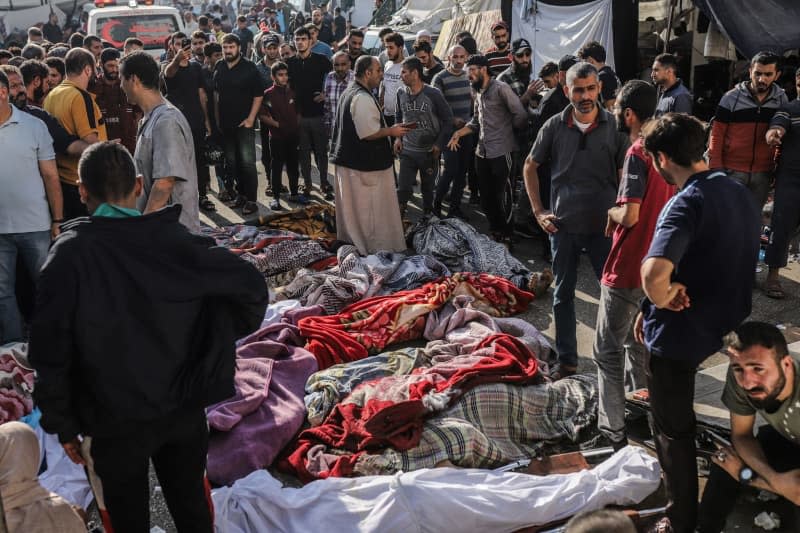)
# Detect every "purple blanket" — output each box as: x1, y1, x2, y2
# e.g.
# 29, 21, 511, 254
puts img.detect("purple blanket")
206, 307, 321, 485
